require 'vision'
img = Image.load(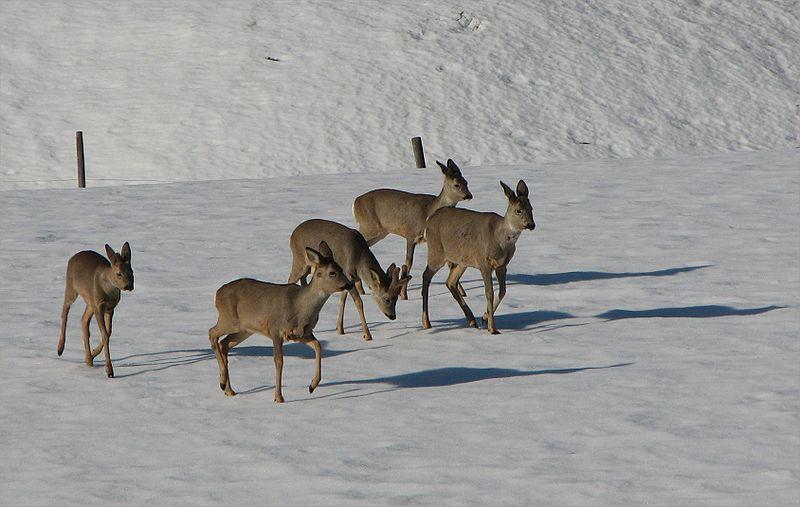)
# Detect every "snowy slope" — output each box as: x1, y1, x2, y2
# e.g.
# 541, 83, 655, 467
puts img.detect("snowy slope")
1, 150, 798, 505
2, 0, 799, 190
